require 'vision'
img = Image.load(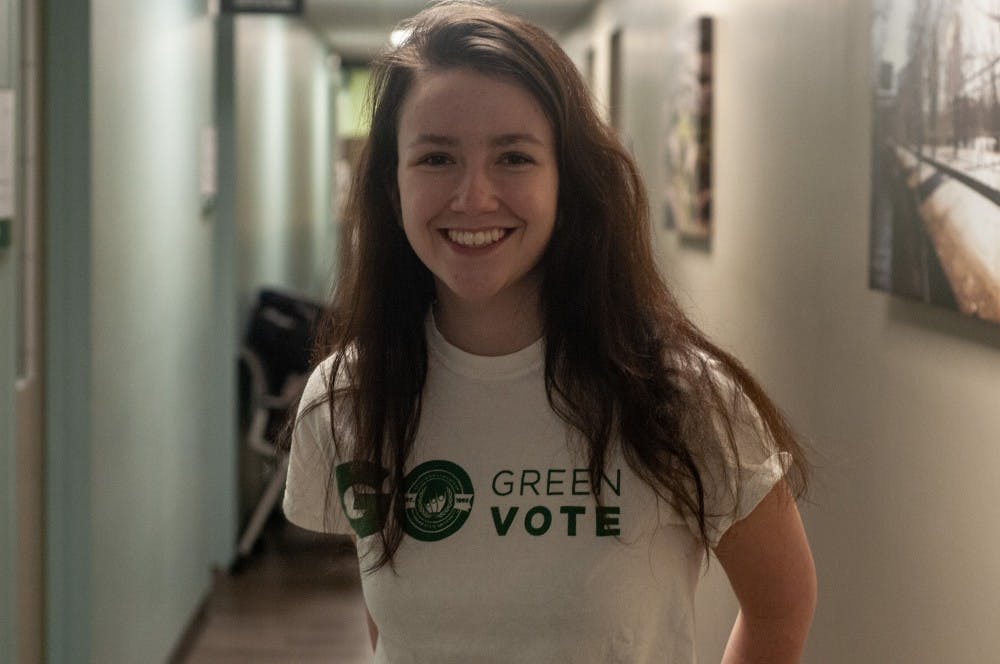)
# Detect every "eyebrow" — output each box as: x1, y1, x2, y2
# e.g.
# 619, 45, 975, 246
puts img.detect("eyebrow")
407, 133, 545, 148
